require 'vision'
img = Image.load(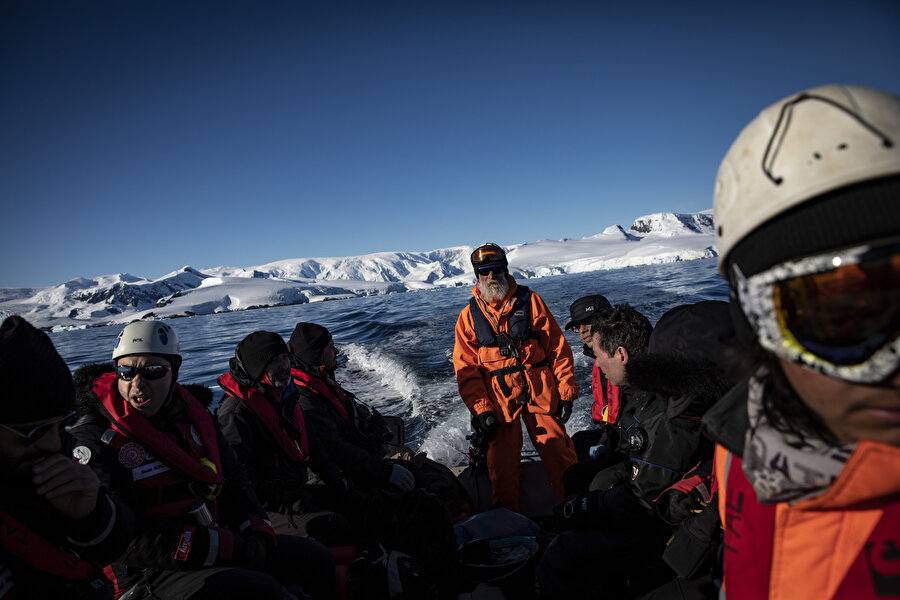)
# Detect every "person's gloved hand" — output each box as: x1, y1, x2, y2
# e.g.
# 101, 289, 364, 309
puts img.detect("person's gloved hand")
589, 464, 627, 491
388, 463, 415, 492
557, 401, 573, 424
588, 444, 608, 461
475, 411, 498, 438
